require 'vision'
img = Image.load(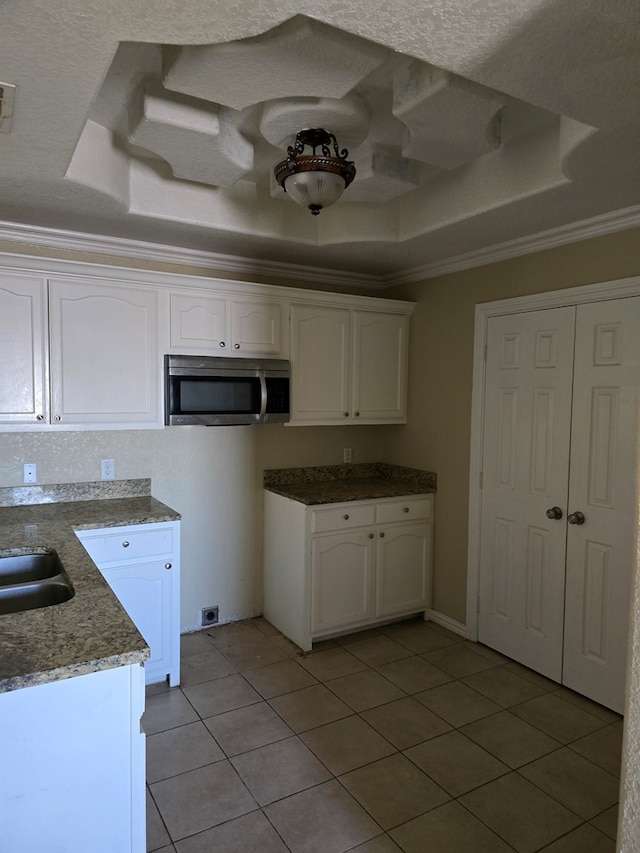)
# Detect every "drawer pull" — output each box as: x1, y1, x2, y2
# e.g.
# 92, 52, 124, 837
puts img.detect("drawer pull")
122, 540, 130, 548
343, 514, 350, 520
403, 506, 410, 513
165, 562, 172, 570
